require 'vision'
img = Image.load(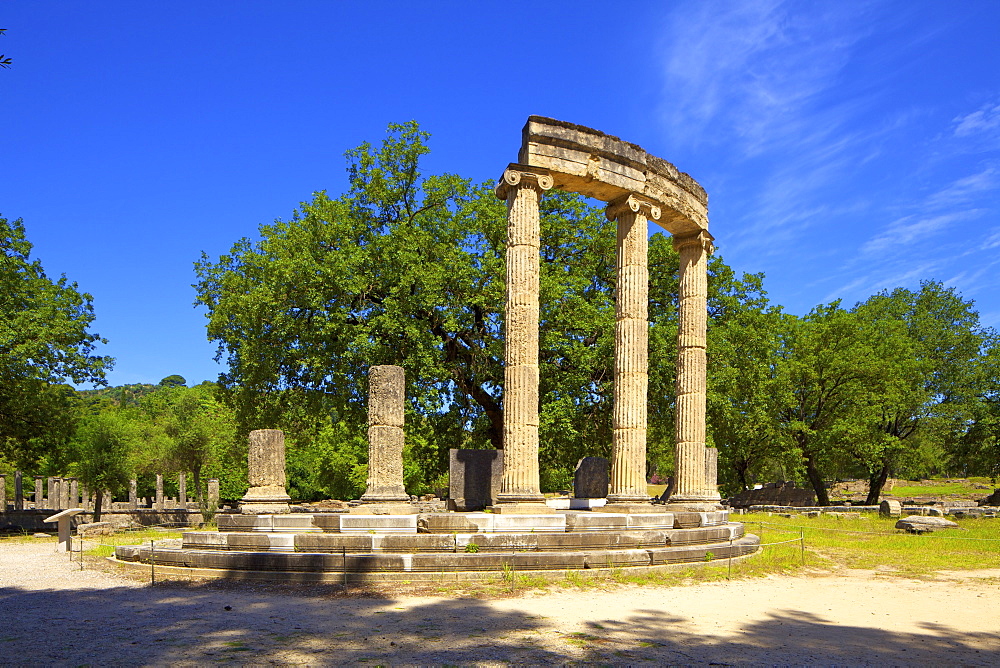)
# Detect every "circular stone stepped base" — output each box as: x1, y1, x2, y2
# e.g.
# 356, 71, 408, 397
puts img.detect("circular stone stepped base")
113, 511, 760, 582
